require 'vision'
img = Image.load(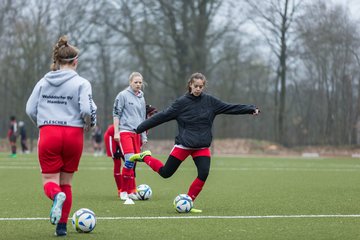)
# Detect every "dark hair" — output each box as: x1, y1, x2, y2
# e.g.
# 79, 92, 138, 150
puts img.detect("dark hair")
187, 72, 207, 93
10, 116, 16, 121
50, 35, 79, 71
